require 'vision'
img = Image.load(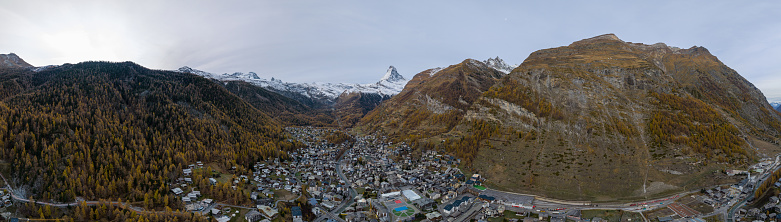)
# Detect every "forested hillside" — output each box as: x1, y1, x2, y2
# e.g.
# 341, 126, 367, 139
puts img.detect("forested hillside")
221, 80, 337, 127
0, 62, 296, 207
